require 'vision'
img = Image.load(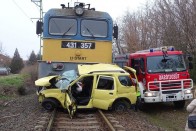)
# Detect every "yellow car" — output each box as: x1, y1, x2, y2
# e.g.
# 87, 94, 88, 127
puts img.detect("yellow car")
35, 63, 139, 118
